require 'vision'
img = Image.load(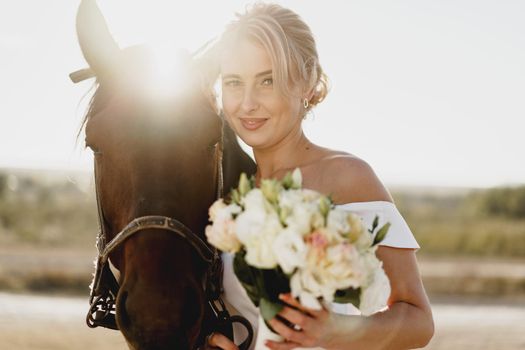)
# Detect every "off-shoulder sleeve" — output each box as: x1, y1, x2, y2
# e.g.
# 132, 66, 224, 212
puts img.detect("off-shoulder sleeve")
336, 201, 419, 249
